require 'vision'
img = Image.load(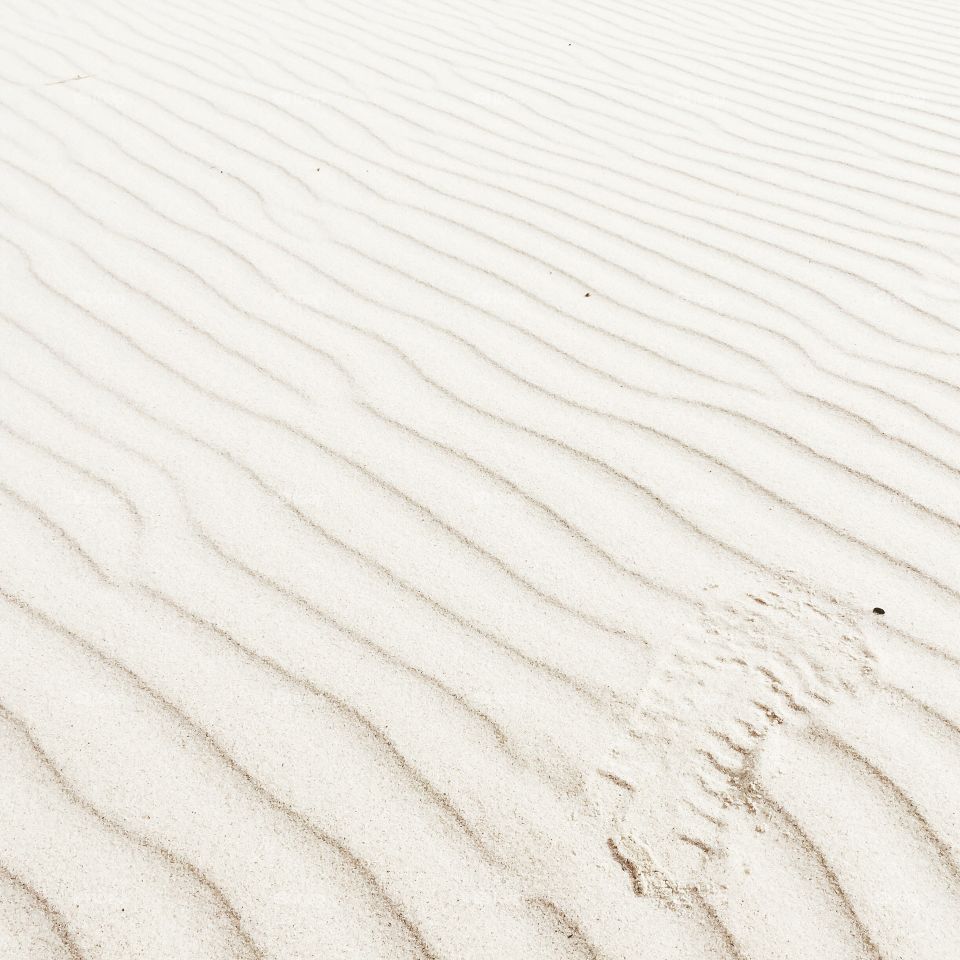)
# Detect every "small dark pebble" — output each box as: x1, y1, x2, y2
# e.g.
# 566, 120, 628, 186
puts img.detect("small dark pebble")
584, 292, 590, 297
872, 607, 885, 615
